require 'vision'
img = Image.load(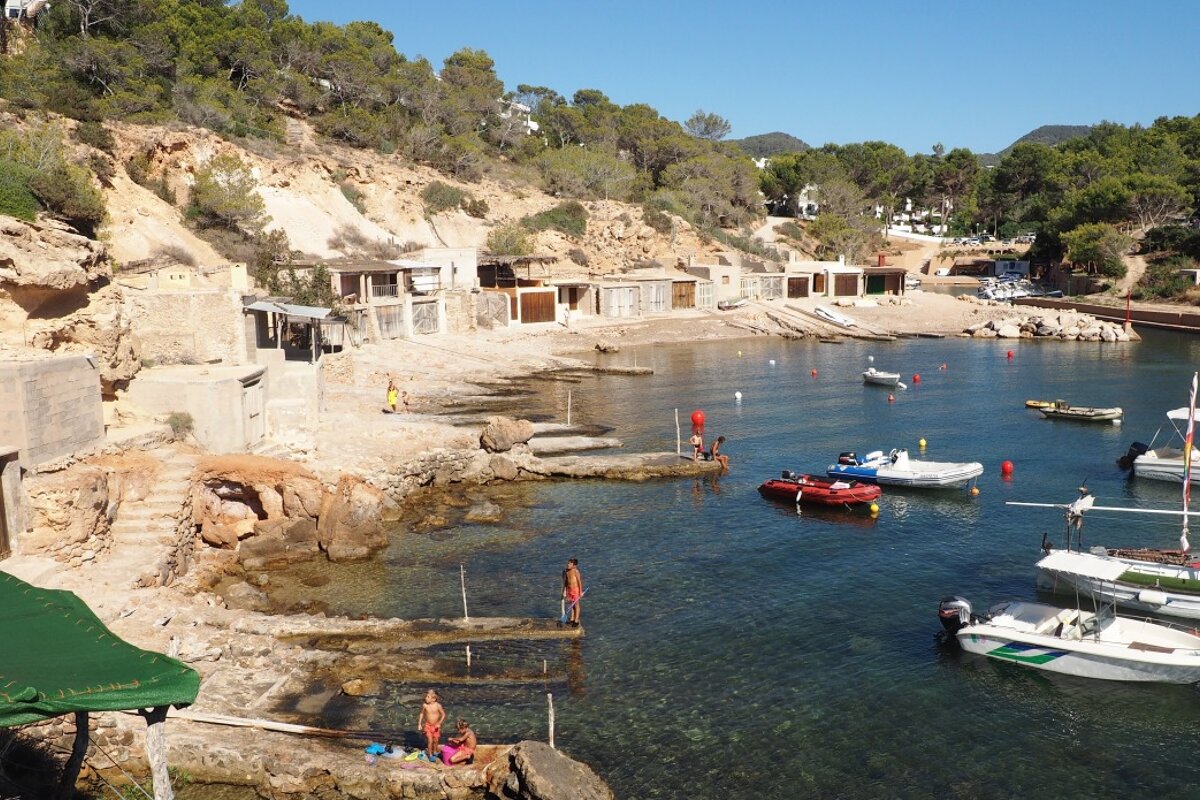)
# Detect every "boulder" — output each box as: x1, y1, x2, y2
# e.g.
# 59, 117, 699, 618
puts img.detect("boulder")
489, 454, 520, 482
340, 678, 381, 697
238, 533, 289, 570
997, 324, 1021, 339
972, 327, 998, 338
465, 500, 503, 523
480, 416, 535, 453
225, 581, 270, 612
200, 524, 240, 549
0, 216, 109, 291
594, 340, 620, 353
487, 741, 614, 800
1101, 327, 1118, 342
317, 475, 386, 562
22, 465, 111, 554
